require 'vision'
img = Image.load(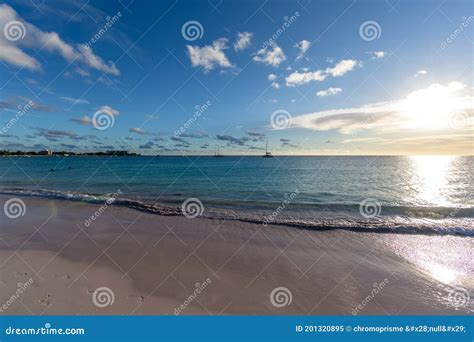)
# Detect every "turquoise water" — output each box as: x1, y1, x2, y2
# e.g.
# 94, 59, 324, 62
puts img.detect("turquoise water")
1, 155, 473, 235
